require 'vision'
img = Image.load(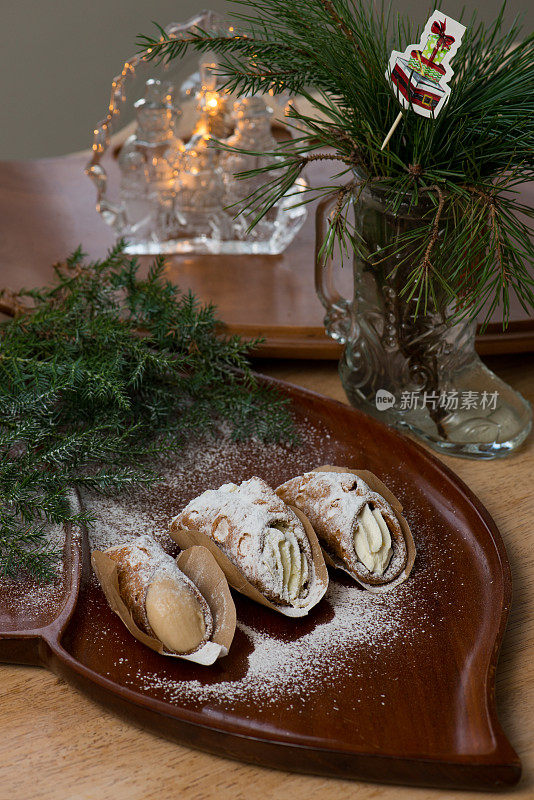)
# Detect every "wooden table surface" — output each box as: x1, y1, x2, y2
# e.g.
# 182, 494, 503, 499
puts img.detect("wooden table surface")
1, 153, 532, 359
3, 352, 533, 799
2, 154, 533, 798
